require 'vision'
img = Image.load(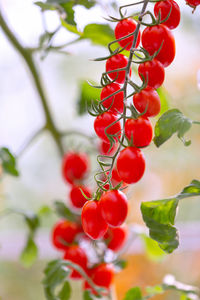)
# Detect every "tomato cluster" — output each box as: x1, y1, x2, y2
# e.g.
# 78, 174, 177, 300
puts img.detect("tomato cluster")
51, 151, 128, 293
50, 0, 185, 295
